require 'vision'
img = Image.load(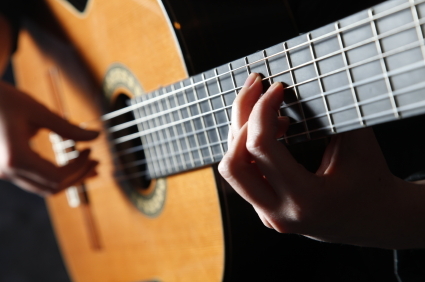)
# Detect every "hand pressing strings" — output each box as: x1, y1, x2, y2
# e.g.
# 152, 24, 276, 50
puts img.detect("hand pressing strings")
0, 81, 99, 196
219, 73, 425, 249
